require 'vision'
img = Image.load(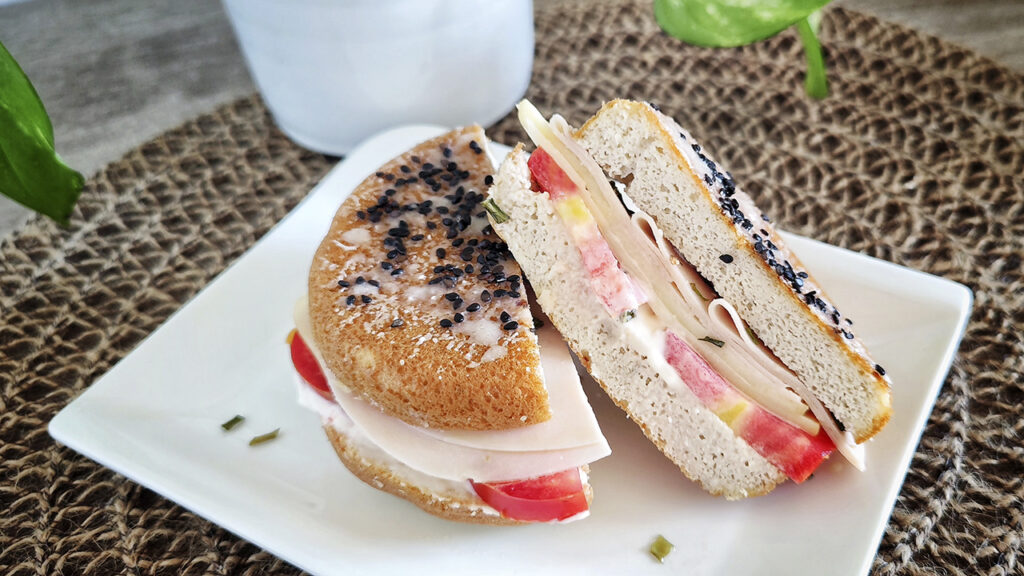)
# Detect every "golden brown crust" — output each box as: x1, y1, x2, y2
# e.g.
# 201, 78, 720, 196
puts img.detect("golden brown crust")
323, 426, 521, 525
308, 127, 548, 431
